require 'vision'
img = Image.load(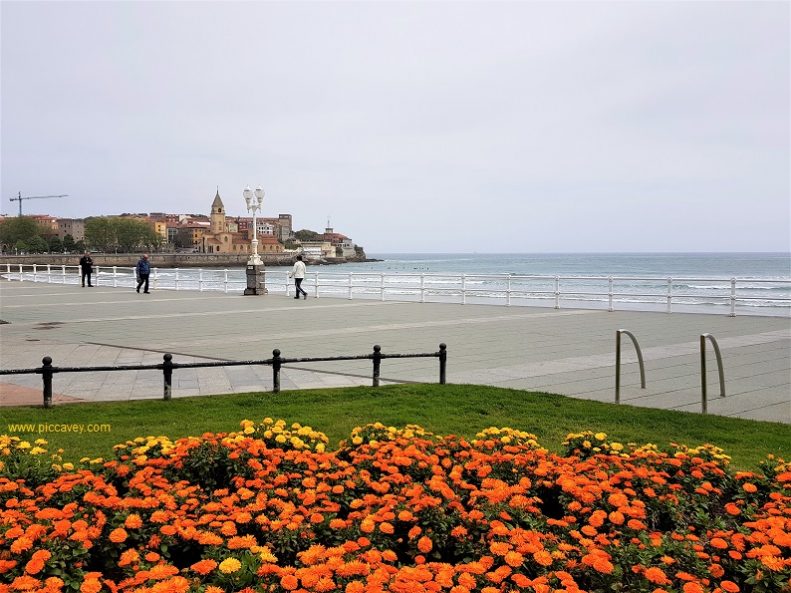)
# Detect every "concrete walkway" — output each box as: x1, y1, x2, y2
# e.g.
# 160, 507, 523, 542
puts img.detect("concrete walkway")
1, 280, 789, 423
